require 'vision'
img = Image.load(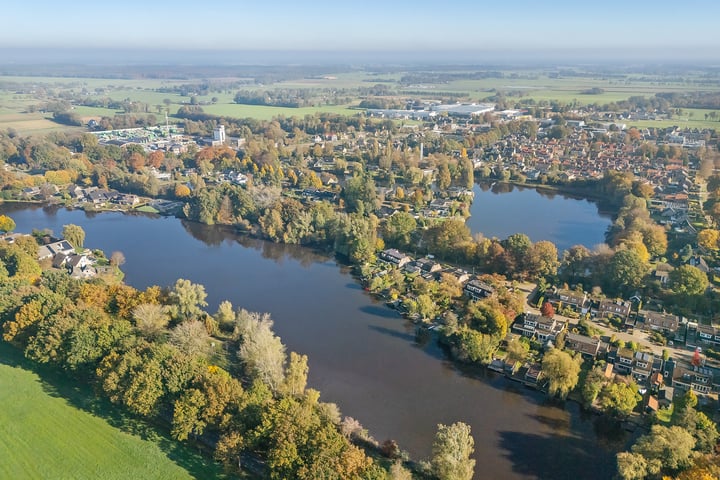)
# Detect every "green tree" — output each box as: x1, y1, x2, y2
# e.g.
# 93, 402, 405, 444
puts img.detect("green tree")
527, 240, 559, 280
616, 452, 648, 480
214, 300, 236, 331
281, 351, 309, 397
451, 327, 499, 365
673, 407, 719, 453
606, 249, 647, 295
598, 381, 641, 417
172, 388, 208, 441
437, 162, 452, 190
381, 211, 417, 248
62, 224, 85, 250
431, 422, 476, 480
631, 425, 695, 475
467, 300, 507, 337
668, 264, 709, 296
168, 279, 208, 321
343, 172, 379, 215
581, 365, 606, 407
236, 311, 286, 392
0, 215, 16, 233
541, 348, 581, 399
505, 337, 530, 365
